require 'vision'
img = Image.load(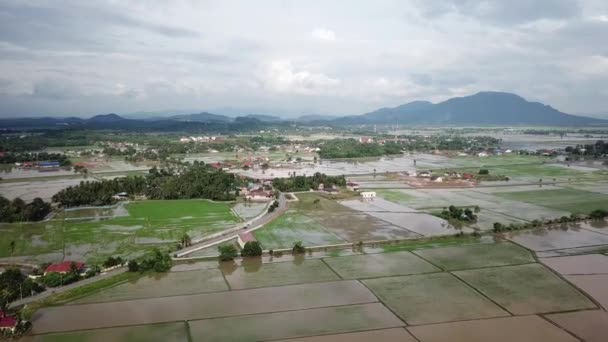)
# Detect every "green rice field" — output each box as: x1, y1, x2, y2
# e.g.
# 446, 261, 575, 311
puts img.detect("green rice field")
494, 188, 608, 214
